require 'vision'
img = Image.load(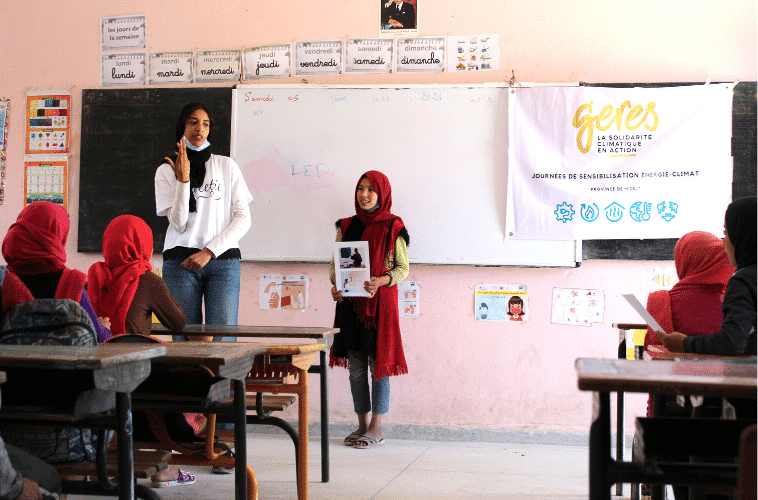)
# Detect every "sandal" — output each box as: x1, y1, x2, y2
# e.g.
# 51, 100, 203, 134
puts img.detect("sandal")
344, 430, 363, 446
151, 469, 196, 488
354, 434, 385, 449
